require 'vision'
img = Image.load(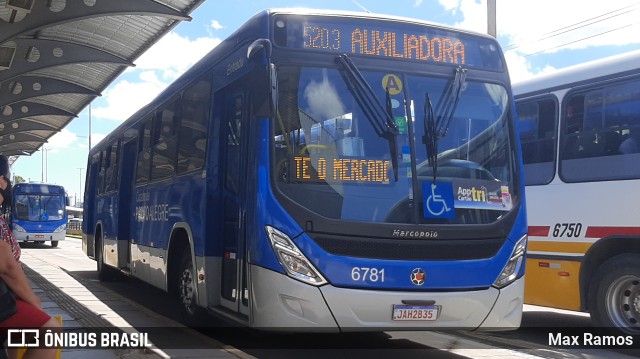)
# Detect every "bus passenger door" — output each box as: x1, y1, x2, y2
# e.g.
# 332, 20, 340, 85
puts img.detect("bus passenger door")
219, 90, 250, 316
117, 139, 137, 270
